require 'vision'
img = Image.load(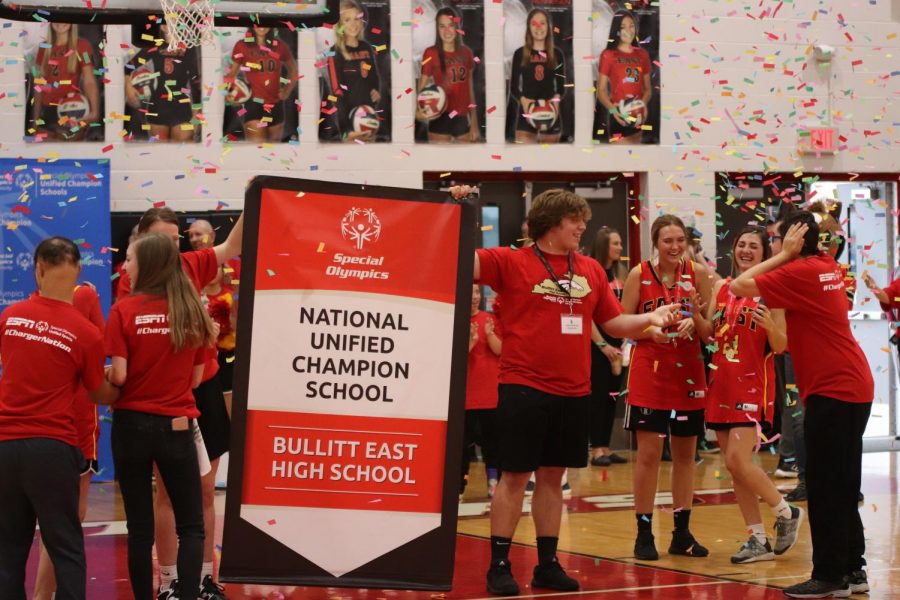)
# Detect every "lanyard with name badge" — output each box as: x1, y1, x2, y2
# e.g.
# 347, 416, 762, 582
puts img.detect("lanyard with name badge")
534, 245, 582, 335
